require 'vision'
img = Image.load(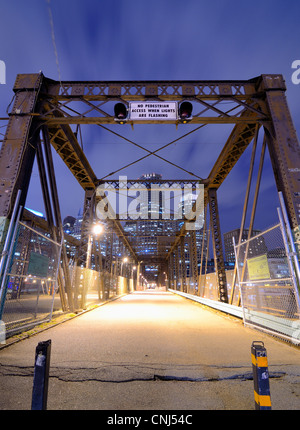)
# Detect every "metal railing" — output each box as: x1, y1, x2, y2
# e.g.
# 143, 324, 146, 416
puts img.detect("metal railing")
0, 219, 62, 337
